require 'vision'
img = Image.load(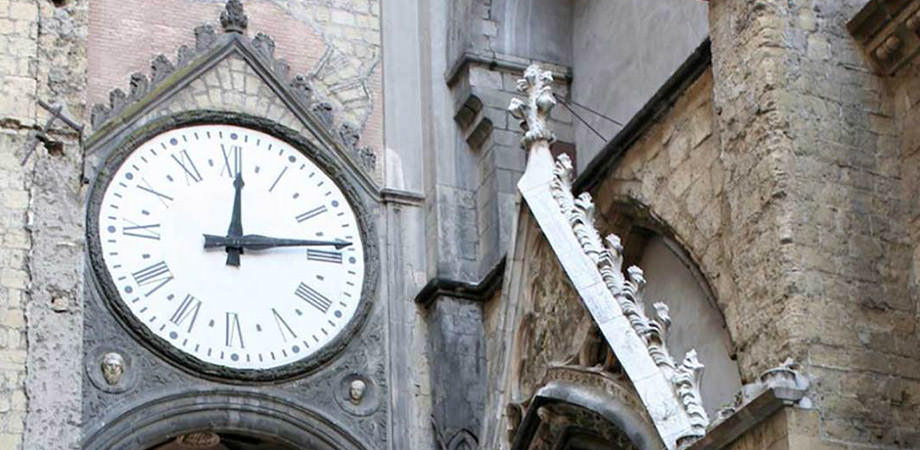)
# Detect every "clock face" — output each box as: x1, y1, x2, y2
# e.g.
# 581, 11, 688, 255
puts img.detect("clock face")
93, 124, 367, 372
